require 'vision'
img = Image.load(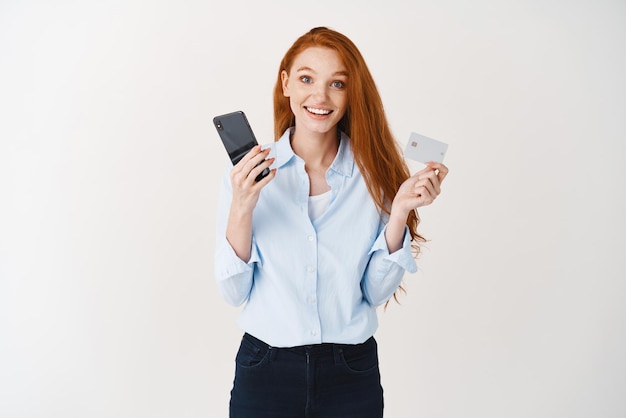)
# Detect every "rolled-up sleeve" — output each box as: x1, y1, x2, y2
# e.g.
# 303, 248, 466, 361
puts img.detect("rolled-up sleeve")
214, 165, 260, 306
214, 238, 260, 306
361, 225, 418, 306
